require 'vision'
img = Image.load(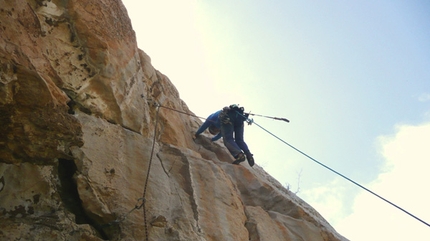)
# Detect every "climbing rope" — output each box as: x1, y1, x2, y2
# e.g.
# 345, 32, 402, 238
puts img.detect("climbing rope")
230, 110, 430, 228
249, 119, 430, 228
100, 198, 145, 228
100, 103, 161, 241
100, 104, 160, 241
247, 112, 290, 123
158, 105, 209, 121
141, 103, 161, 241
138, 103, 214, 240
